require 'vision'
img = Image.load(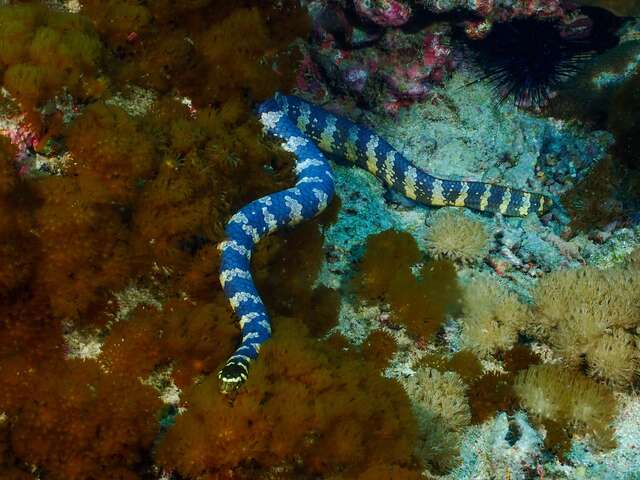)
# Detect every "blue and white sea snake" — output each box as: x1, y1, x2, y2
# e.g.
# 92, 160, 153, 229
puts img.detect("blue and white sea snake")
217, 93, 552, 392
